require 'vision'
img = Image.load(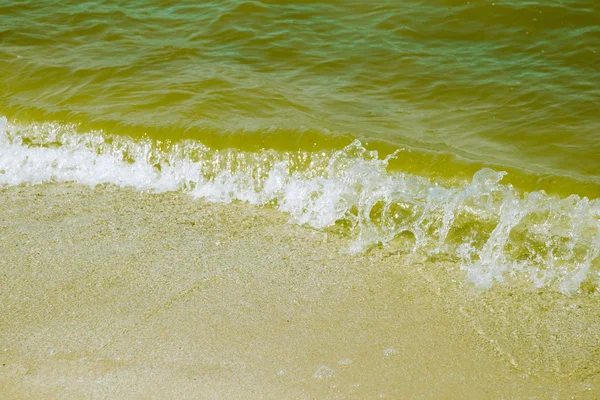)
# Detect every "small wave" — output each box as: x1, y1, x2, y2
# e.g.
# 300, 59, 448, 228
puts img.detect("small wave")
1, 117, 598, 294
